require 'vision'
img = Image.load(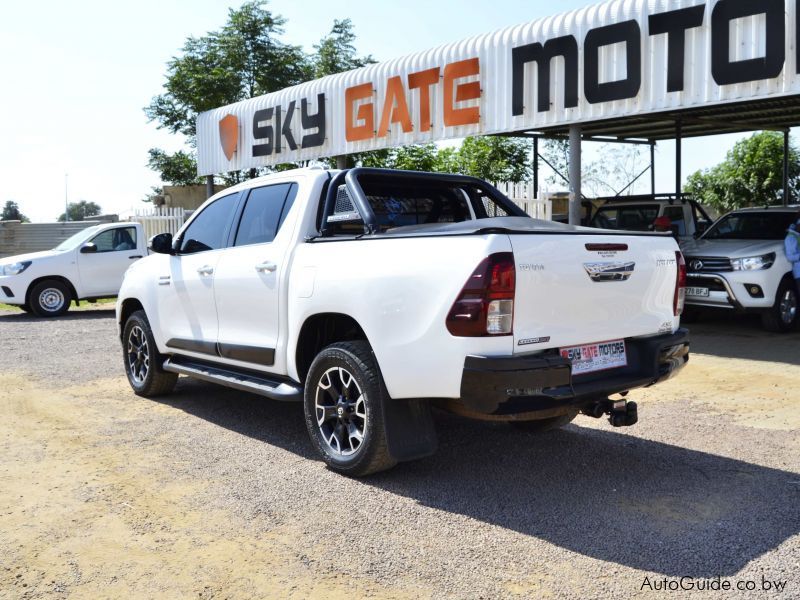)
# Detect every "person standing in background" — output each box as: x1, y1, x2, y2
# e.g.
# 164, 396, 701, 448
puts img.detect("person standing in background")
786, 211, 800, 293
